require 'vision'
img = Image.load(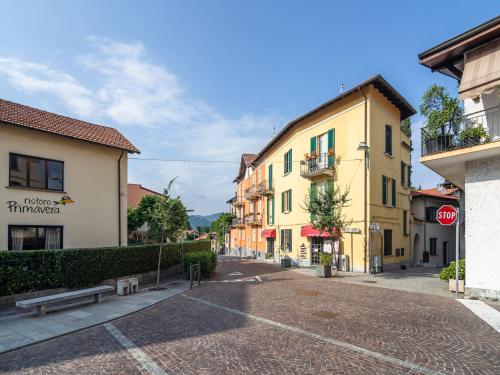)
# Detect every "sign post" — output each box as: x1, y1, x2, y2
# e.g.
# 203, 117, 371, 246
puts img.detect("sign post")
437, 205, 459, 298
